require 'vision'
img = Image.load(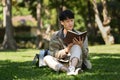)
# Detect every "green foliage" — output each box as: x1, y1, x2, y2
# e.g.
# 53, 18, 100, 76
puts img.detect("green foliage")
74, 14, 86, 31
0, 3, 3, 20
0, 45, 120, 80
107, 0, 120, 34
12, 7, 31, 16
